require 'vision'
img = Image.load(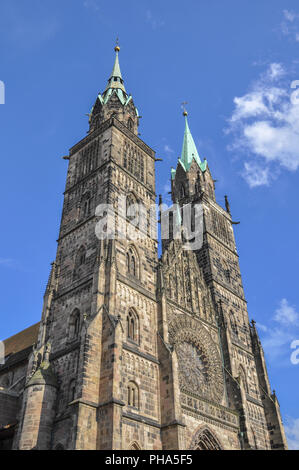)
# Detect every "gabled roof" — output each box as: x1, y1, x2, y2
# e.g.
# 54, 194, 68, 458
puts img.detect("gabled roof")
3, 322, 39, 357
